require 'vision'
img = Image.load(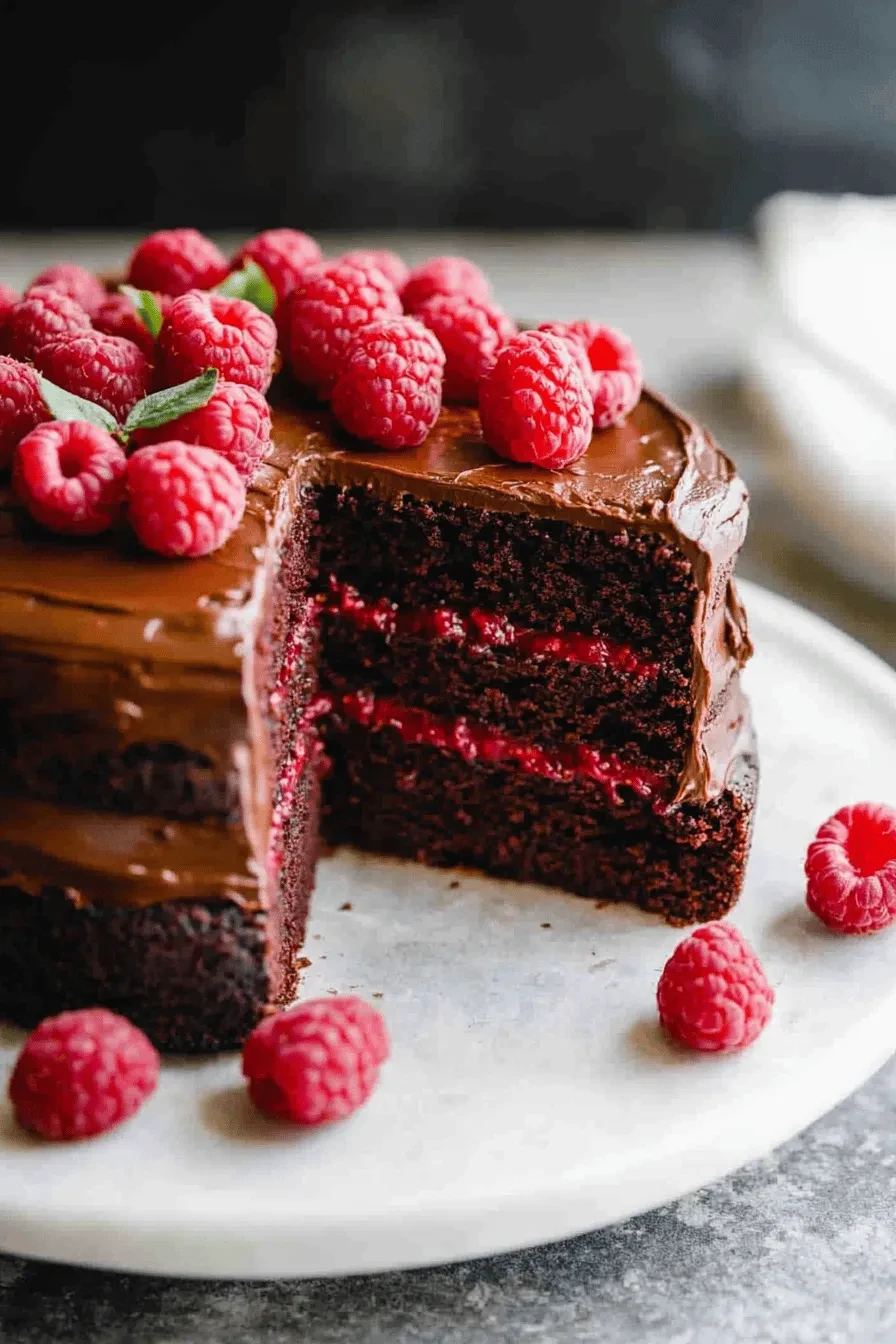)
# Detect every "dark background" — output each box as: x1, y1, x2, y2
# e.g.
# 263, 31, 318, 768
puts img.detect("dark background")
2, 0, 895, 232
